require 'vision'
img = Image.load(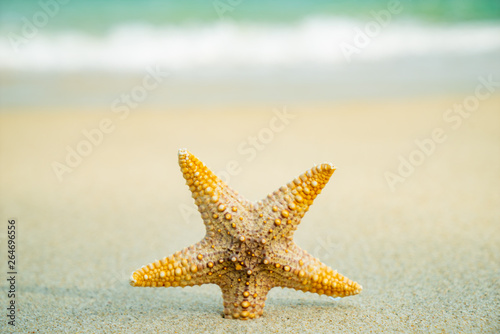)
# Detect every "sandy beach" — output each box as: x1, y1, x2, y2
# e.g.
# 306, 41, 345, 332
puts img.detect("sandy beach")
1, 94, 499, 333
